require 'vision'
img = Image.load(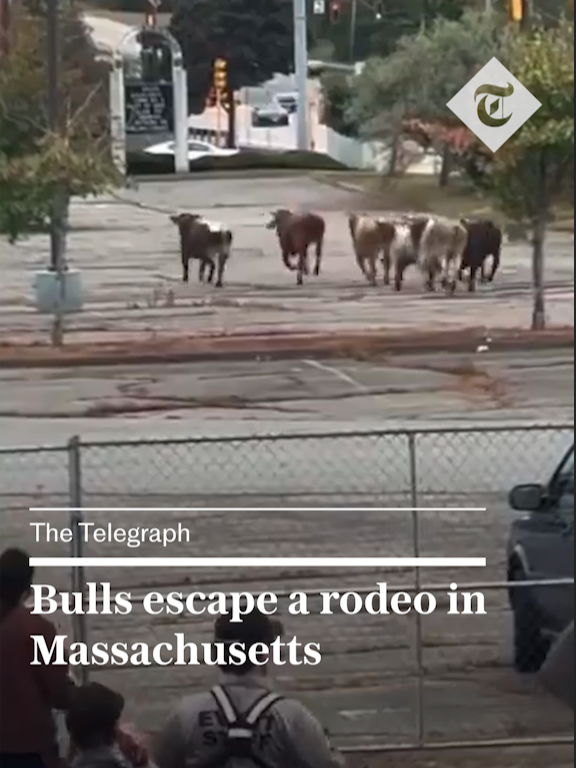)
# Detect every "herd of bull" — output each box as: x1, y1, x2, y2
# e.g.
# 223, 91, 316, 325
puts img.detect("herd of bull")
170, 209, 503, 294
